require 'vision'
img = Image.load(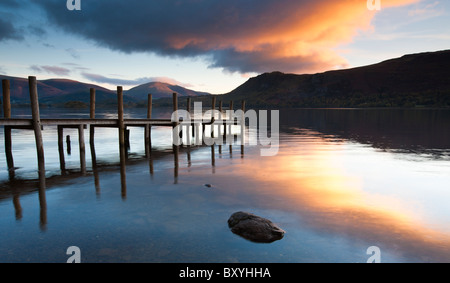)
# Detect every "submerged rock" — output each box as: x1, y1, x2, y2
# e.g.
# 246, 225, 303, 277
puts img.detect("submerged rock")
227, 211, 285, 243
